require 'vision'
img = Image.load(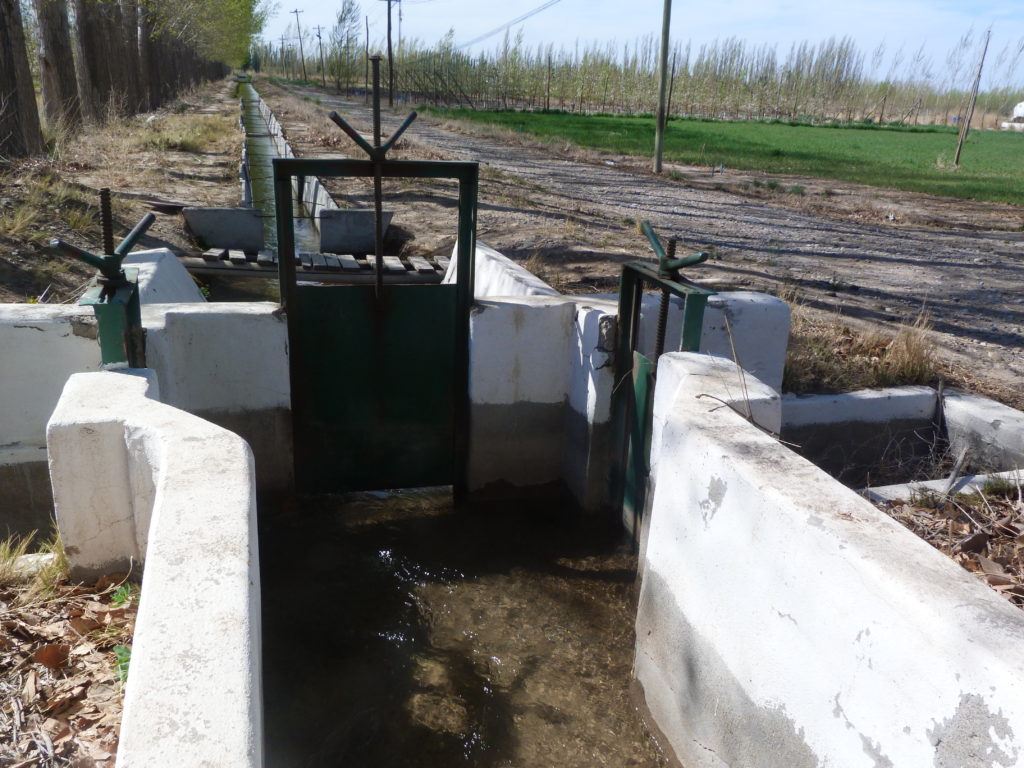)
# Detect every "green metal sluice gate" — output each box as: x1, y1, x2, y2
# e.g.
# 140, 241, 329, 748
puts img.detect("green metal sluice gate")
611, 222, 715, 540
274, 59, 478, 498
